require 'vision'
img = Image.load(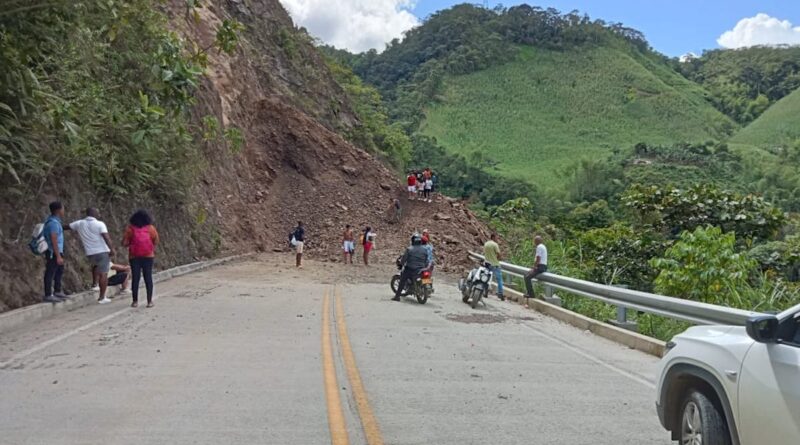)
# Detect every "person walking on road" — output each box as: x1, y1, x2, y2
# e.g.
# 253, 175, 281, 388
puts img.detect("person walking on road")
42, 201, 68, 303
123, 210, 159, 308
392, 234, 431, 301
292, 221, 305, 268
483, 233, 505, 301
523, 235, 548, 307
362, 226, 376, 266
69, 208, 116, 304
342, 225, 355, 264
